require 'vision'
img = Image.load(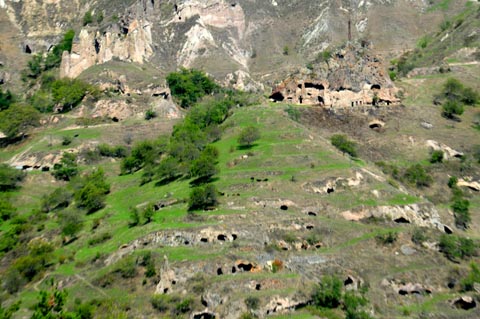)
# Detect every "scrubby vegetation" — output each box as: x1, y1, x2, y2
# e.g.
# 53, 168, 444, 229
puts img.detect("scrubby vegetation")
166, 68, 219, 108
330, 134, 357, 157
